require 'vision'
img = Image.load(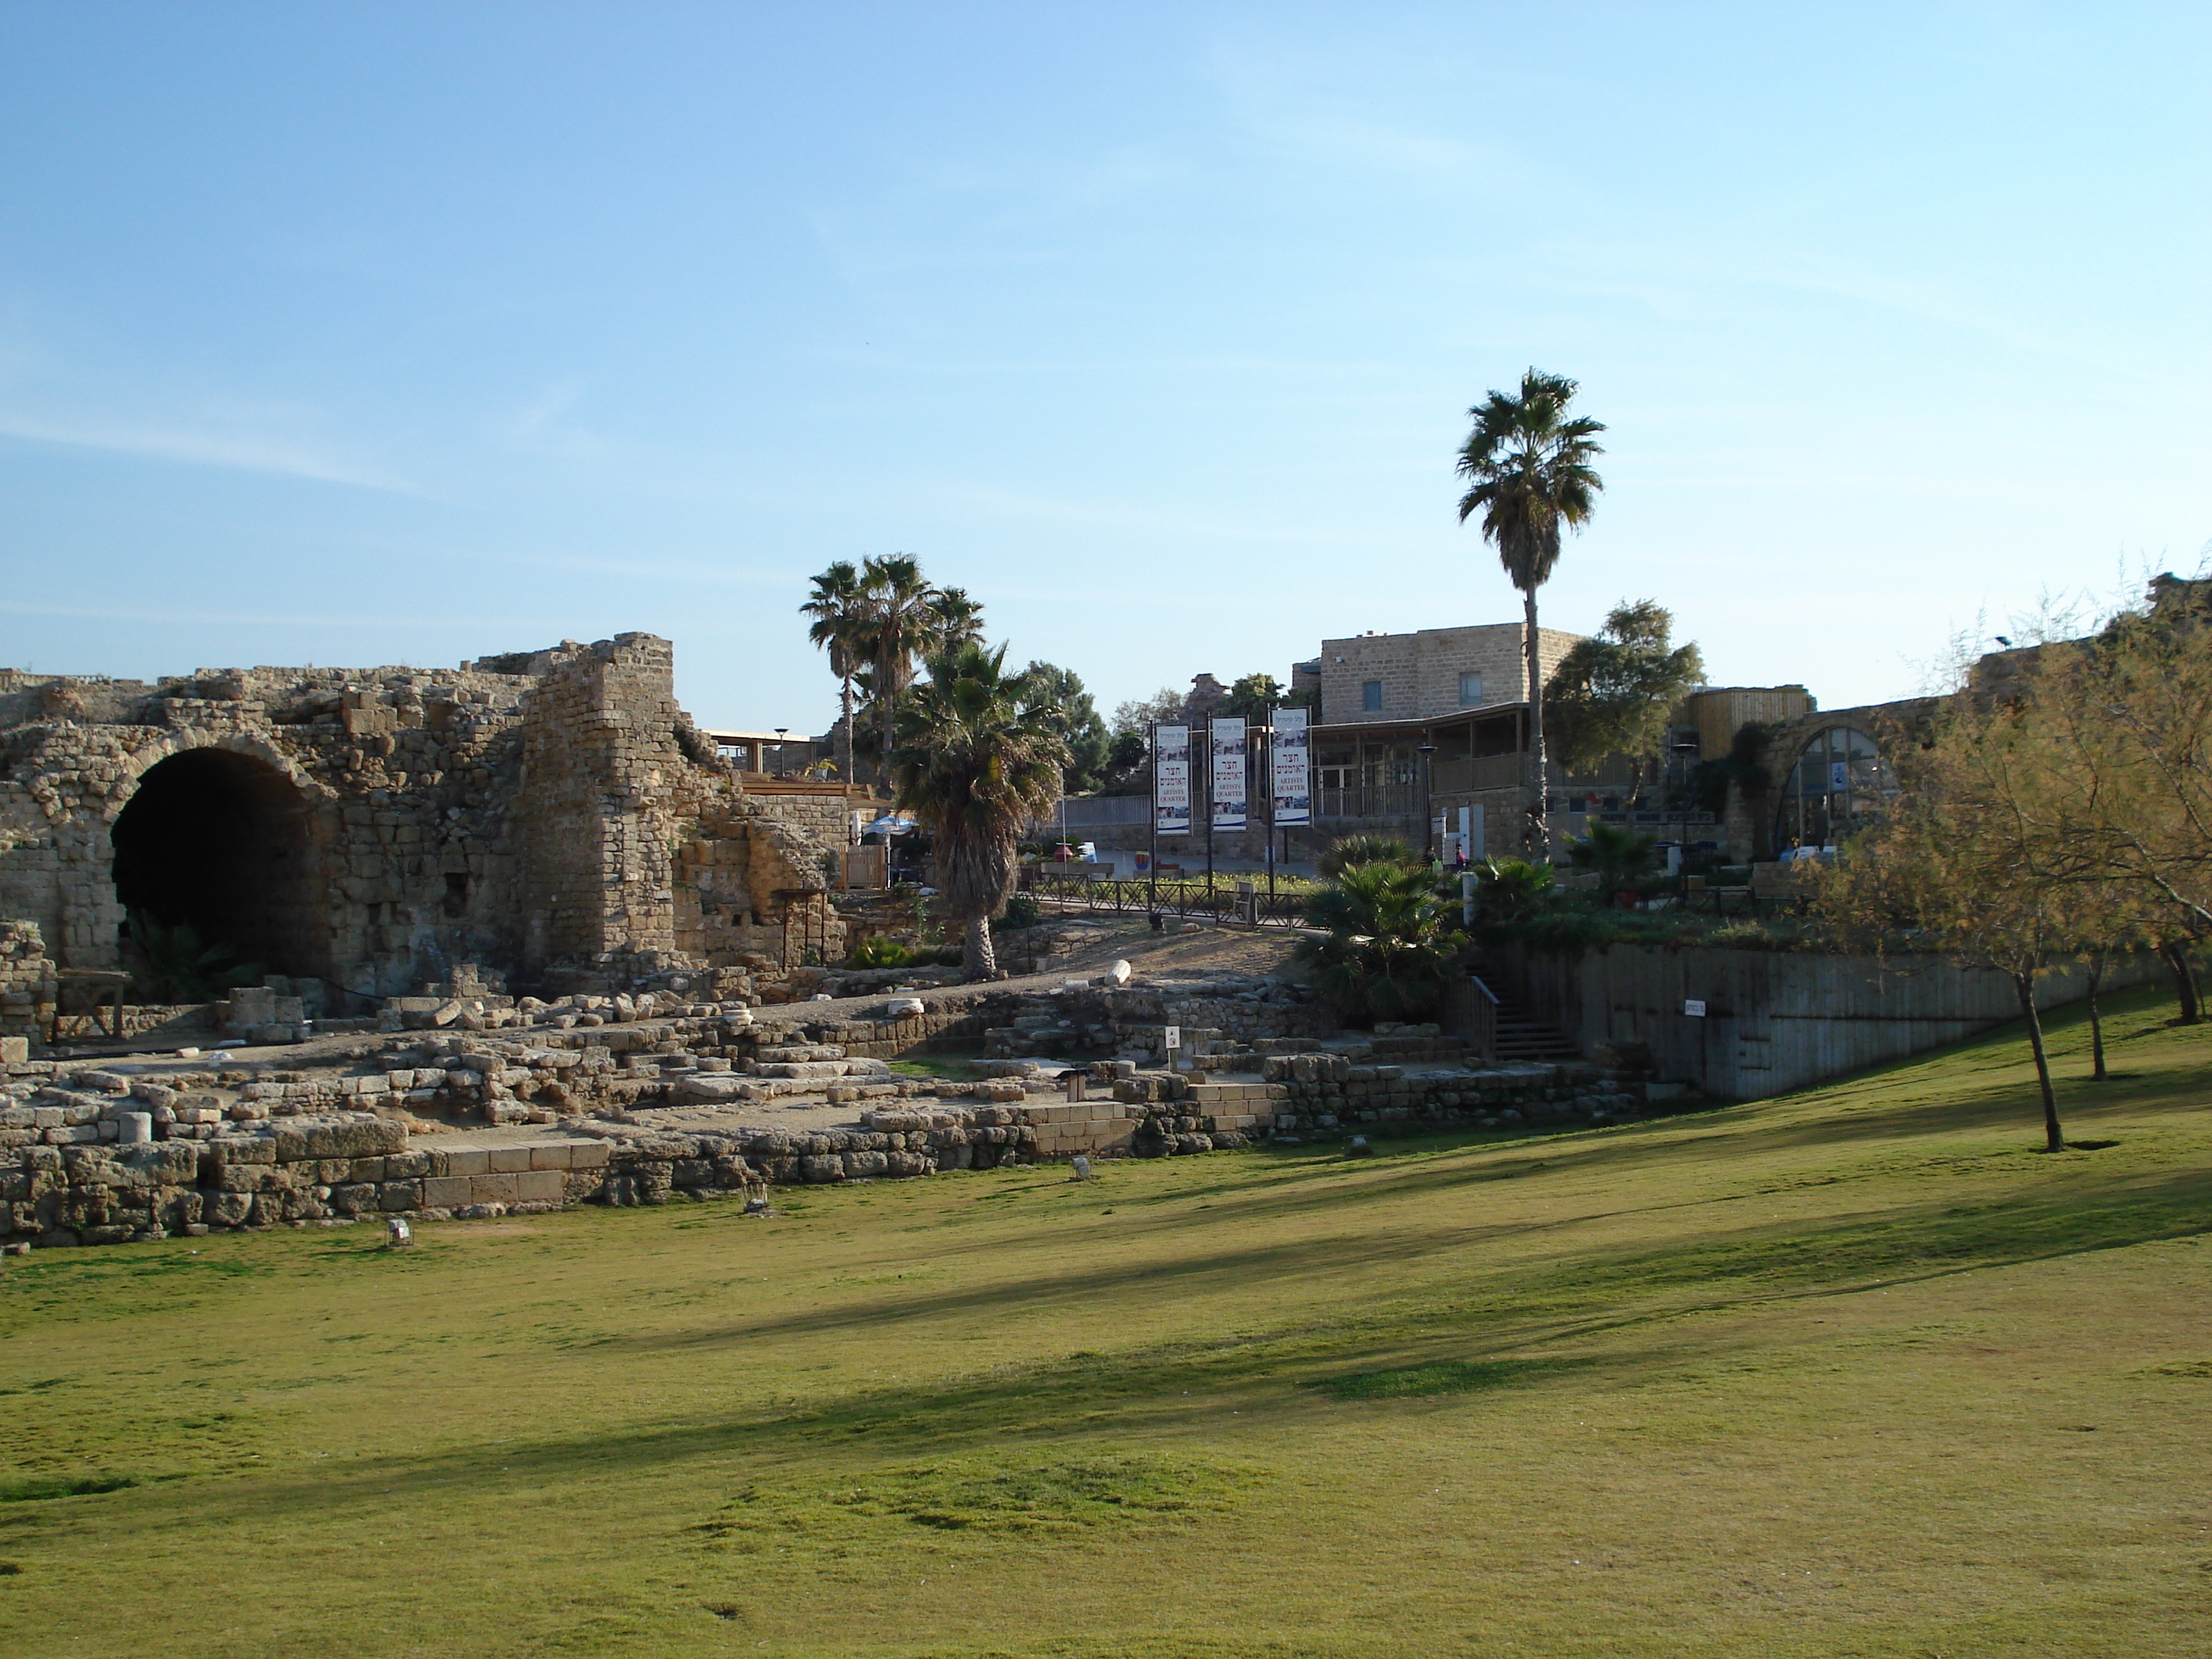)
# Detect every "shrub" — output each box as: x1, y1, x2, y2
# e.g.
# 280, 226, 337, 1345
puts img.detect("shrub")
993, 892, 1043, 933
845, 935, 915, 969
1296, 859, 1468, 1025
1319, 833, 1418, 880
1563, 821, 1656, 893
